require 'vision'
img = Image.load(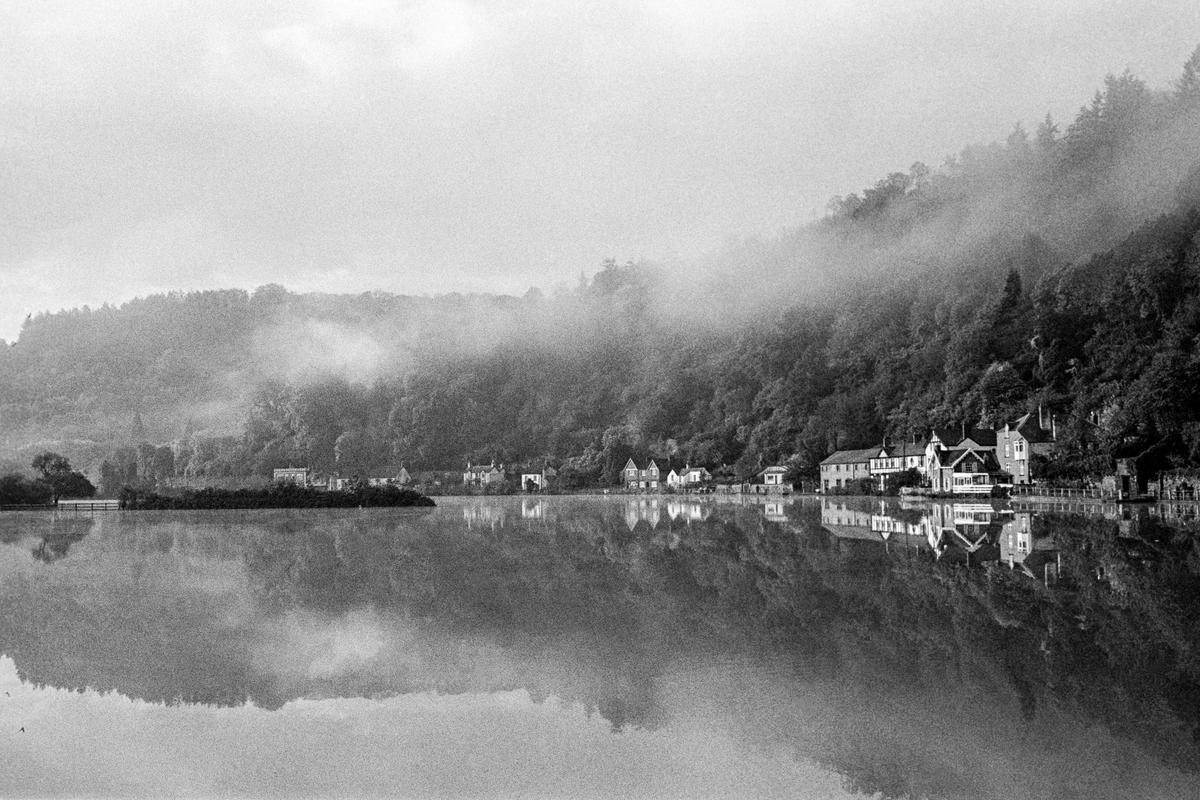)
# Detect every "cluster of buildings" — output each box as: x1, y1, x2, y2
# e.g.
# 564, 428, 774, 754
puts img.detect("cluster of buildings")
463, 461, 556, 491
270, 411, 1059, 499
271, 465, 412, 491
819, 411, 1056, 496
620, 459, 791, 494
